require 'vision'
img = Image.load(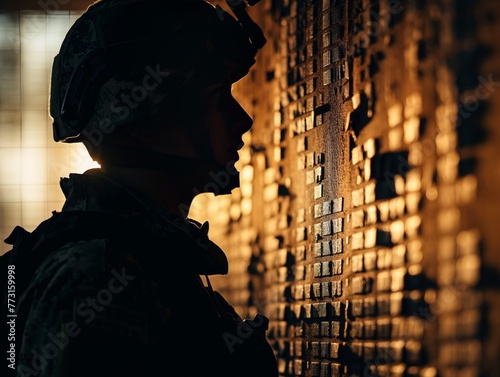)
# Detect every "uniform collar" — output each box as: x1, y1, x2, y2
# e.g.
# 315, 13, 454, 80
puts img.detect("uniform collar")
59, 169, 228, 275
